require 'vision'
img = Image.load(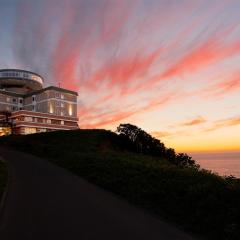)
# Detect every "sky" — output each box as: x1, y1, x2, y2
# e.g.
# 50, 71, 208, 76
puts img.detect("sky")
0, 0, 239, 153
